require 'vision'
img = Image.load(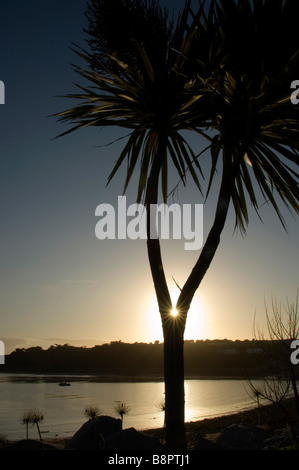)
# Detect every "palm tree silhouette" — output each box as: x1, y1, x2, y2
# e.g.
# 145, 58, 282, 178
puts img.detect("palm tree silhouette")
55, 0, 208, 448
55, 0, 299, 449
21, 409, 45, 445
21, 411, 31, 440
114, 402, 131, 429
